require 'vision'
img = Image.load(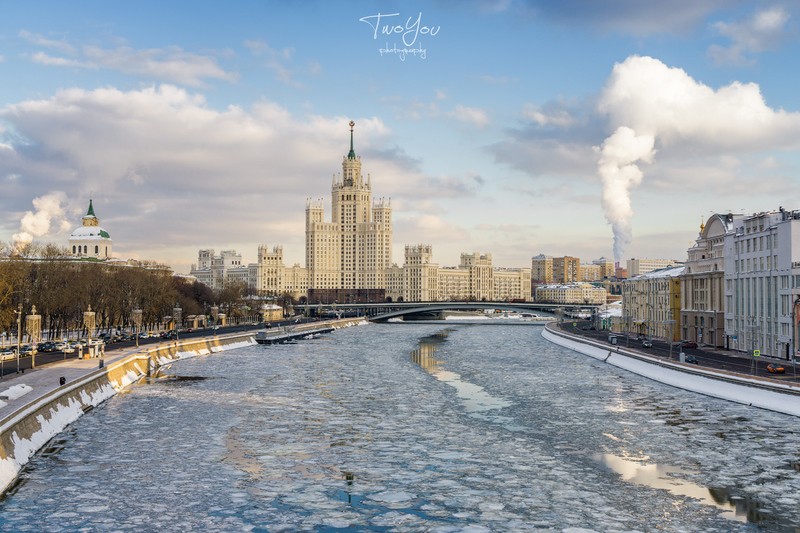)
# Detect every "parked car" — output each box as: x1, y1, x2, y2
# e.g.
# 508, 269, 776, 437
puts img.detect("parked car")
0, 348, 15, 361
767, 363, 786, 374
685, 355, 699, 364
642, 340, 653, 348
19, 344, 34, 355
